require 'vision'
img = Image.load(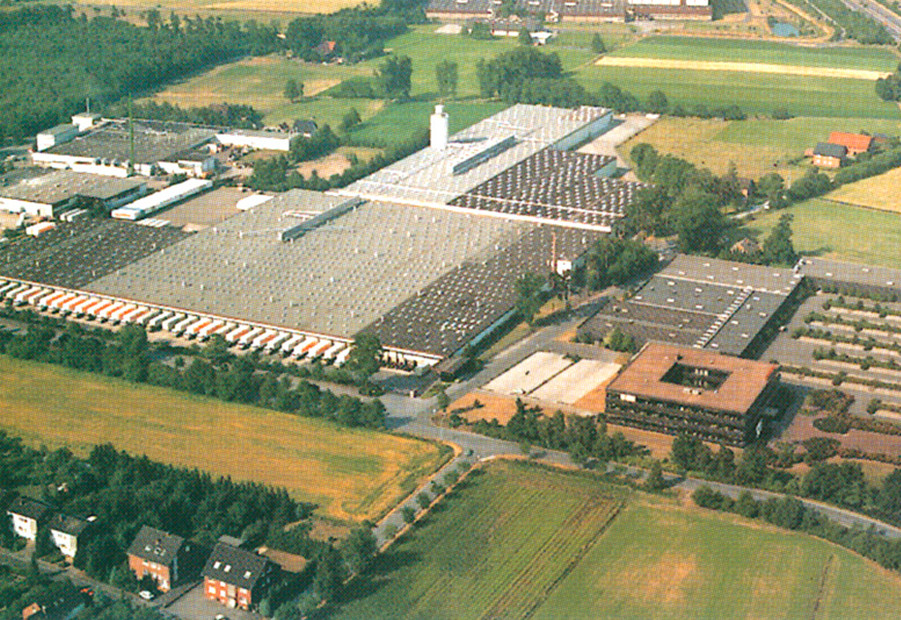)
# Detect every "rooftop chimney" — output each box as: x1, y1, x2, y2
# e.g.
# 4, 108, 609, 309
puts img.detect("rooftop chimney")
430, 104, 449, 150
